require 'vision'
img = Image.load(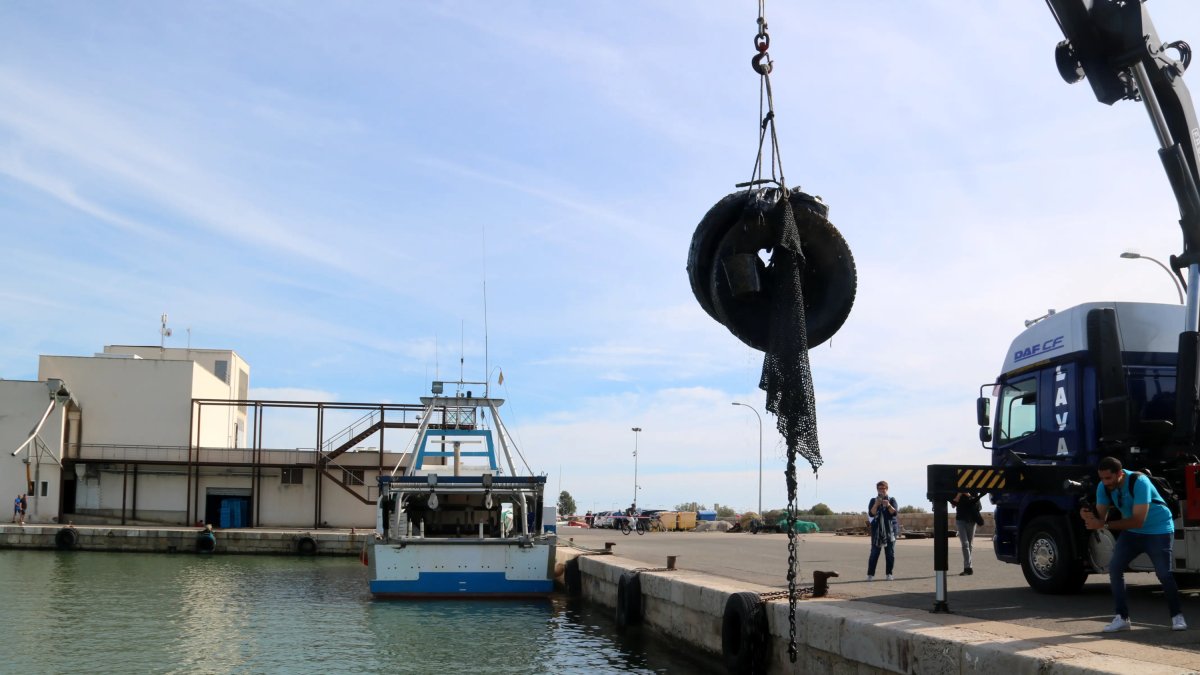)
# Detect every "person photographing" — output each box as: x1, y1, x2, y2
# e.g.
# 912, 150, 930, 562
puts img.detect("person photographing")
1079, 456, 1186, 632
867, 480, 898, 581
